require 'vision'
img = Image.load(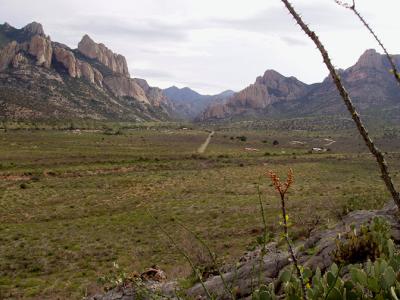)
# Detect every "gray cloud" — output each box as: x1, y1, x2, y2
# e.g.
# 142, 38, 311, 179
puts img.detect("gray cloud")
0, 0, 395, 95
133, 68, 175, 80
53, 15, 189, 43
281, 36, 308, 46
208, 2, 359, 34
